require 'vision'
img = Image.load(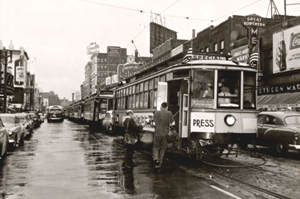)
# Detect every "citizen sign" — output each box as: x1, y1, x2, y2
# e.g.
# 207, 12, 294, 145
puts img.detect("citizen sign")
258, 82, 300, 95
